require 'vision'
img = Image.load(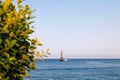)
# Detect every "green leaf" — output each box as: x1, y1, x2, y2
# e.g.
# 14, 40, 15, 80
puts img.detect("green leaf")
0, 75, 2, 79
10, 39, 17, 47
19, 46, 26, 50
0, 39, 2, 44
5, 39, 10, 47
2, 64, 9, 71
9, 57, 16, 61
22, 54, 28, 60
9, 32, 14, 37
4, 52, 10, 58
